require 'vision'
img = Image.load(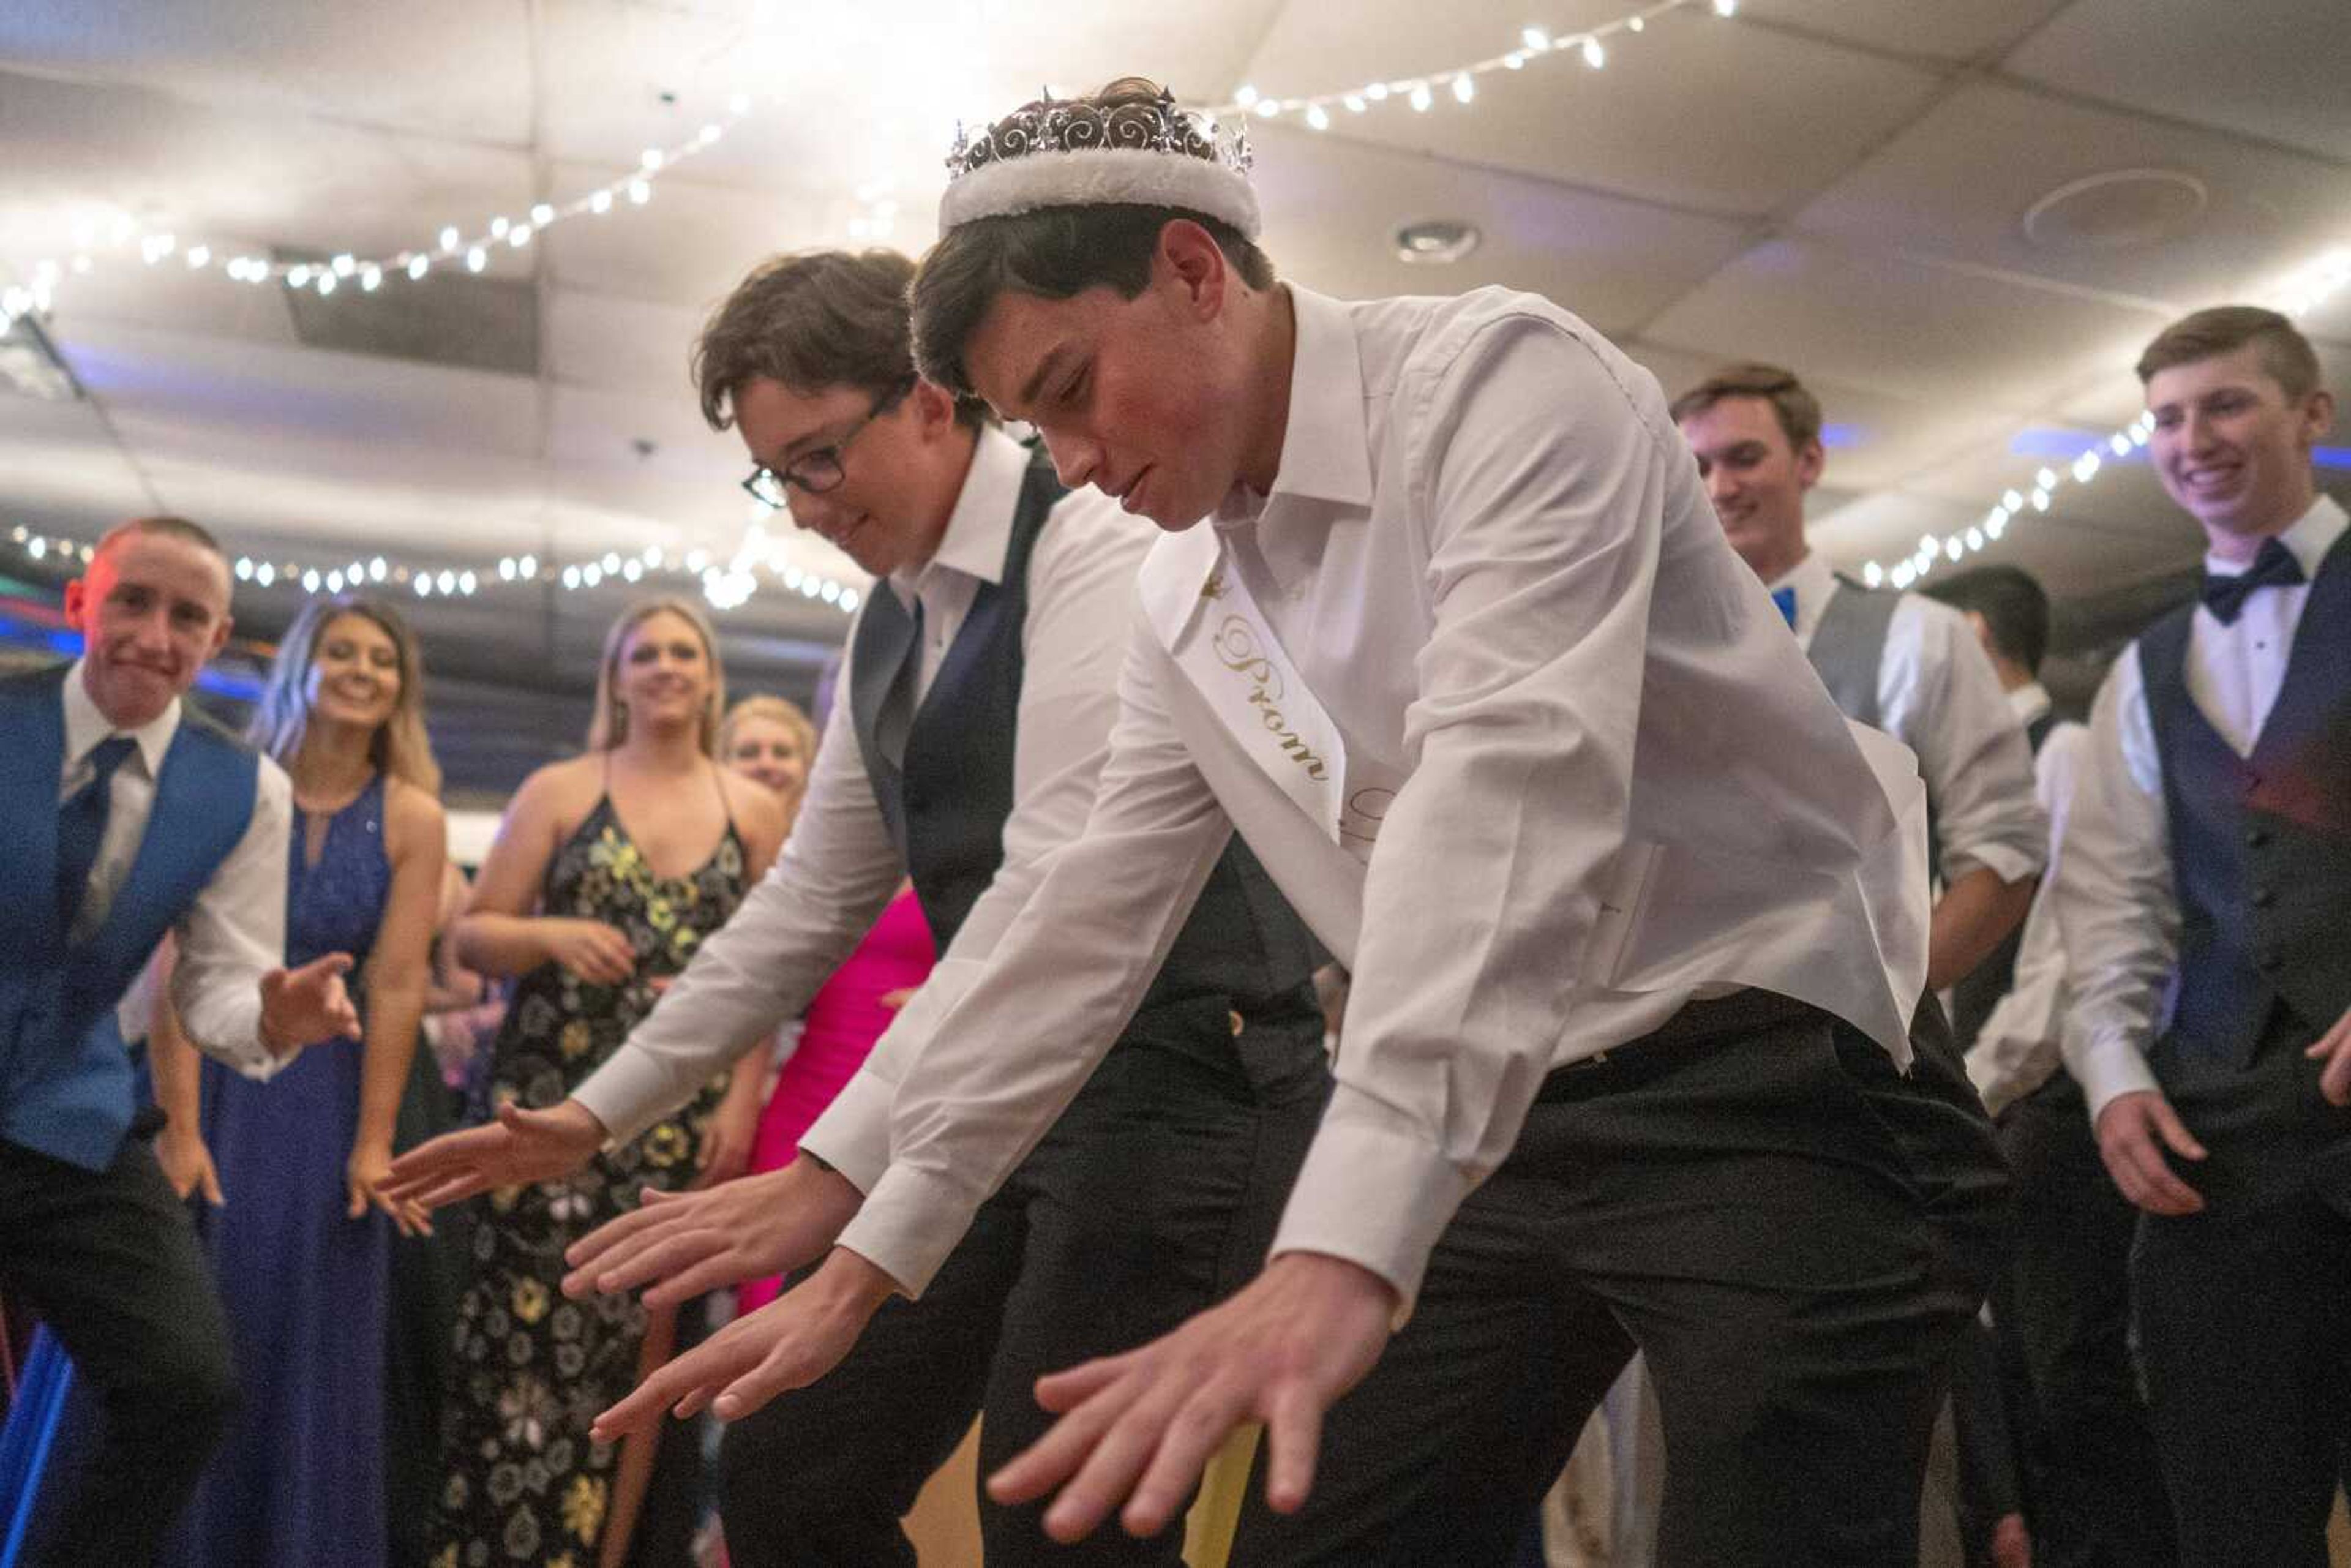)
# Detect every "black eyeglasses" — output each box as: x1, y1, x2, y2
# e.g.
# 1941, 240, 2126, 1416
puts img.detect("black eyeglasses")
741, 379, 916, 508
